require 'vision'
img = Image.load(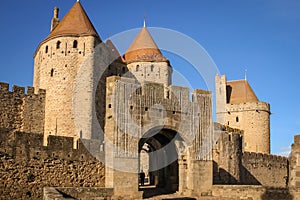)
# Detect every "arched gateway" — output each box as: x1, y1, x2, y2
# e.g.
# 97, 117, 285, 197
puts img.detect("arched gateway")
104, 76, 214, 198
